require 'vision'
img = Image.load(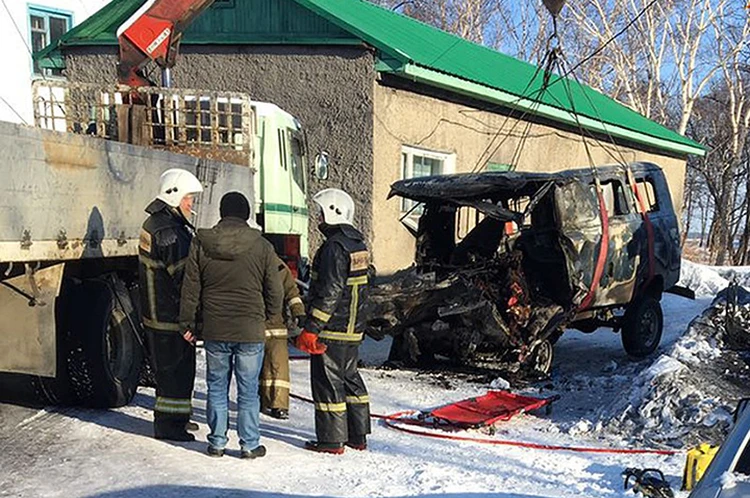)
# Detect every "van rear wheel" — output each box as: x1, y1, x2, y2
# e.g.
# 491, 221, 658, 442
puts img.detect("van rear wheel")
621, 296, 663, 358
